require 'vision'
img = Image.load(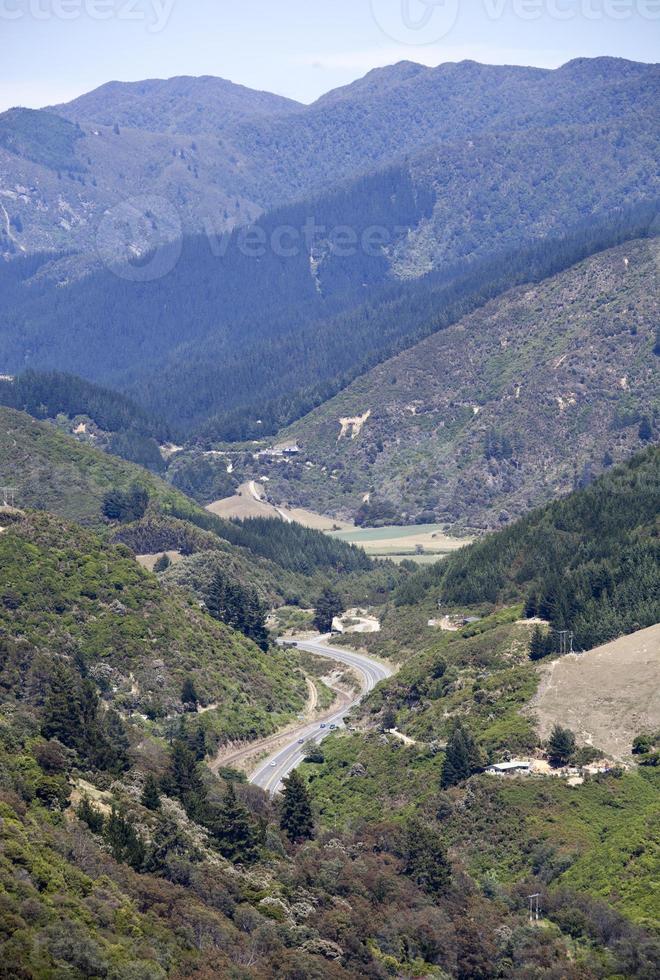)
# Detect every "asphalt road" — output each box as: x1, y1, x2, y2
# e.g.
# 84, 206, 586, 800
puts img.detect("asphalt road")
250, 635, 393, 794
